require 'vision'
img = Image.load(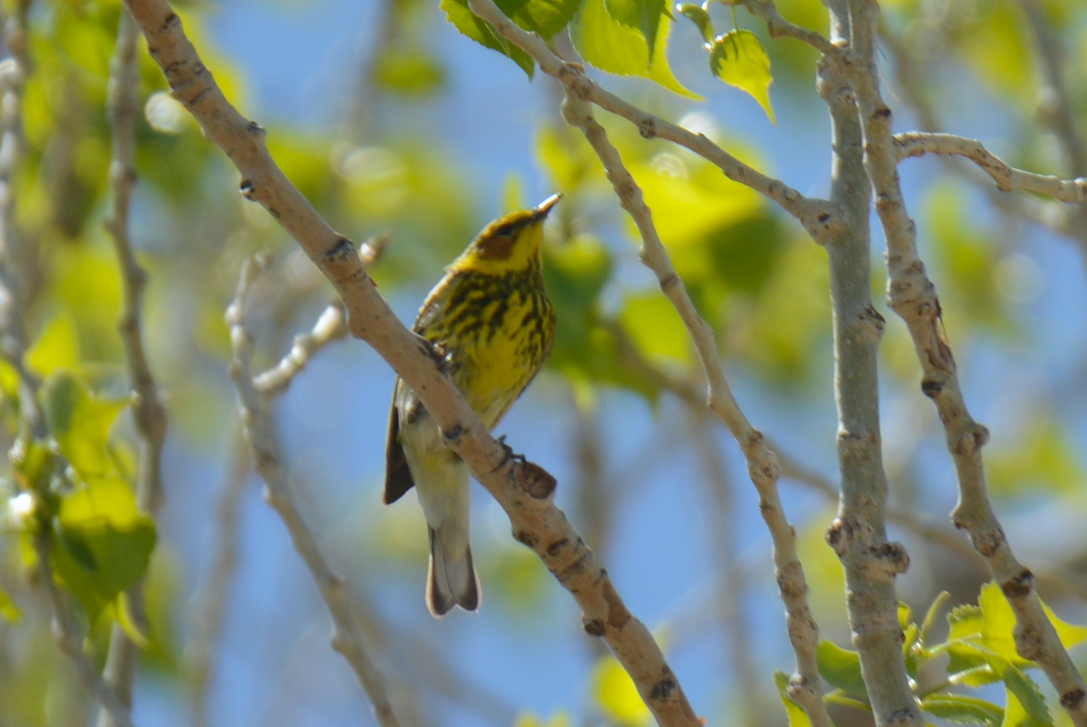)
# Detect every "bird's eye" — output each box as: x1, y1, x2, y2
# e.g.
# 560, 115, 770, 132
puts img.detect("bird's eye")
478, 233, 514, 259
